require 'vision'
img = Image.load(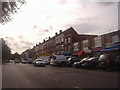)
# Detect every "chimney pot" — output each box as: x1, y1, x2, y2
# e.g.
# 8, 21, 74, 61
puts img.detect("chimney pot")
55, 32, 58, 36
43, 39, 45, 42
59, 30, 62, 33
